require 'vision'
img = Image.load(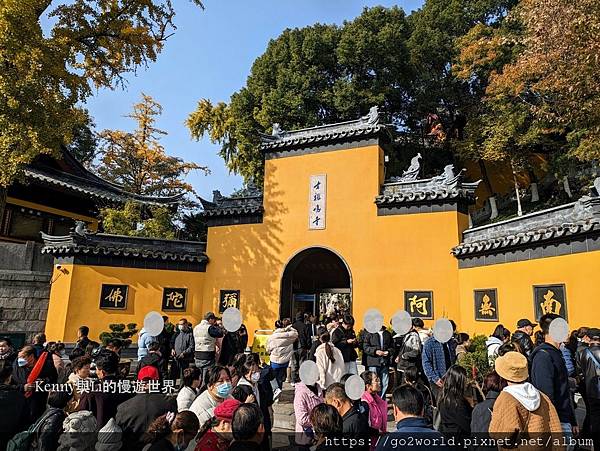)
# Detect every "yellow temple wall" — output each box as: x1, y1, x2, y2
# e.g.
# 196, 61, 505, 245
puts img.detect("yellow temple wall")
202, 144, 470, 338
45, 263, 205, 342
42, 141, 599, 344
457, 251, 600, 336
